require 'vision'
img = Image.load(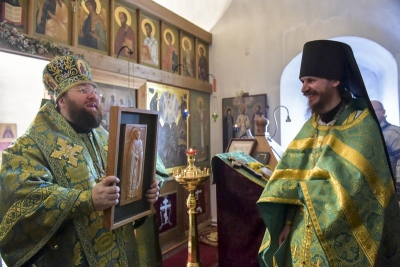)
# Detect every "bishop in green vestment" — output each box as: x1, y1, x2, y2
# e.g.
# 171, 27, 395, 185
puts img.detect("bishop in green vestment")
0, 55, 168, 267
